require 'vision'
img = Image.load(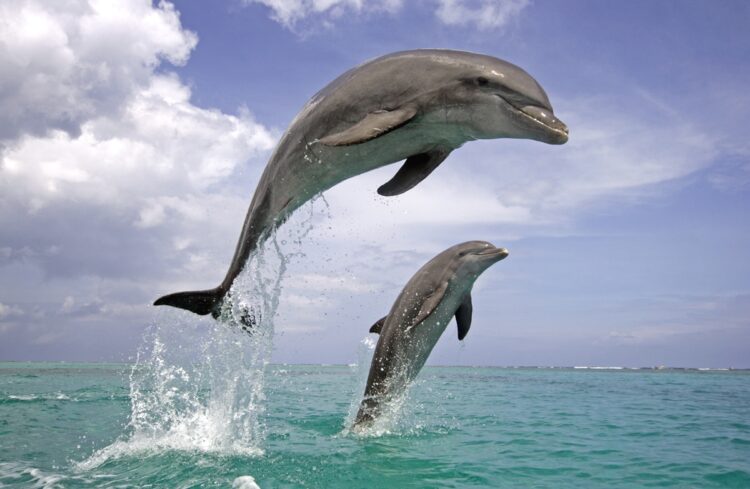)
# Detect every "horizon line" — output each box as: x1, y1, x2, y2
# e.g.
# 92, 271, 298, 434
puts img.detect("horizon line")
0, 360, 748, 371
